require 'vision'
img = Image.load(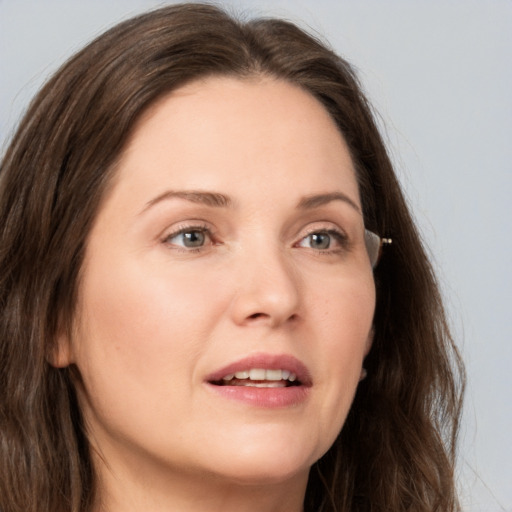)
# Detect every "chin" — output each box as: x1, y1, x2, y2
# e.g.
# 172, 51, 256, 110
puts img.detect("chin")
208, 456, 312, 487
197, 428, 325, 486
